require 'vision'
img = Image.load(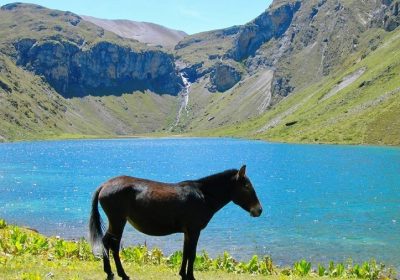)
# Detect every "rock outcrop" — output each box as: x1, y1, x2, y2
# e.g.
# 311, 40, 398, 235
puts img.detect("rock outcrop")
14, 39, 182, 97
383, 0, 400, 31
228, 1, 301, 61
209, 63, 241, 92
